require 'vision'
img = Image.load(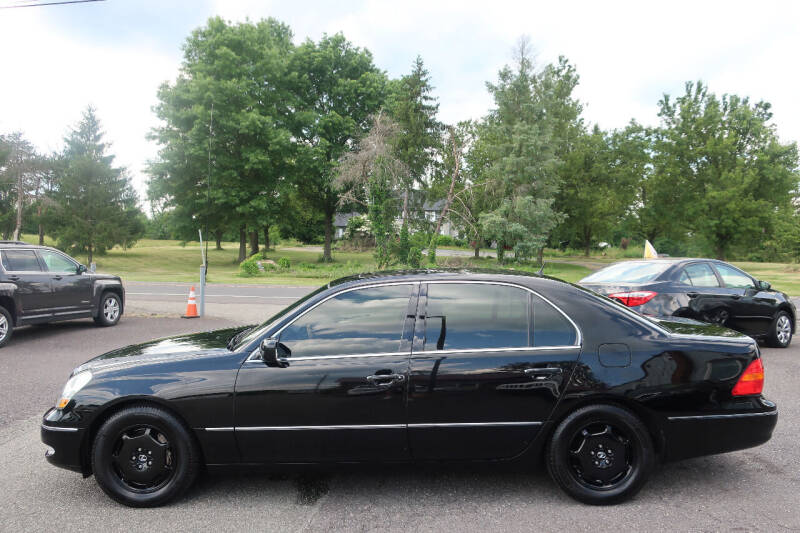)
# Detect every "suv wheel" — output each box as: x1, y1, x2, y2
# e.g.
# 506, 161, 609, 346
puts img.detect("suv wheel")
0, 306, 12, 348
766, 311, 793, 348
94, 292, 122, 327
546, 404, 654, 505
